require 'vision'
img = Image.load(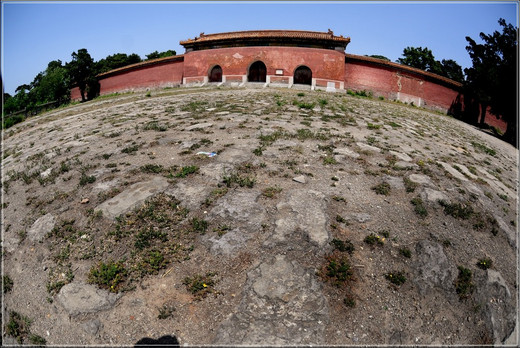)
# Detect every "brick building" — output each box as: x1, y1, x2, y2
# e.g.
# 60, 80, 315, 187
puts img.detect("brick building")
69, 29, 505, 131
